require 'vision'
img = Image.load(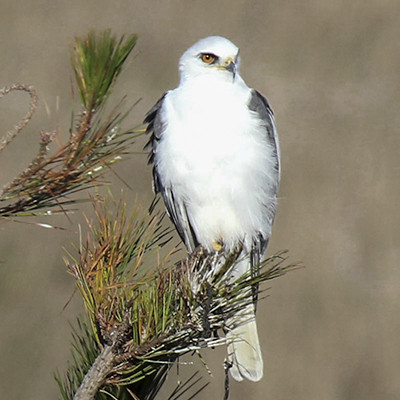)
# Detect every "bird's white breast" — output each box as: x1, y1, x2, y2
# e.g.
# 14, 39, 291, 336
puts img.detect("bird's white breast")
156, 76, 277, 251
